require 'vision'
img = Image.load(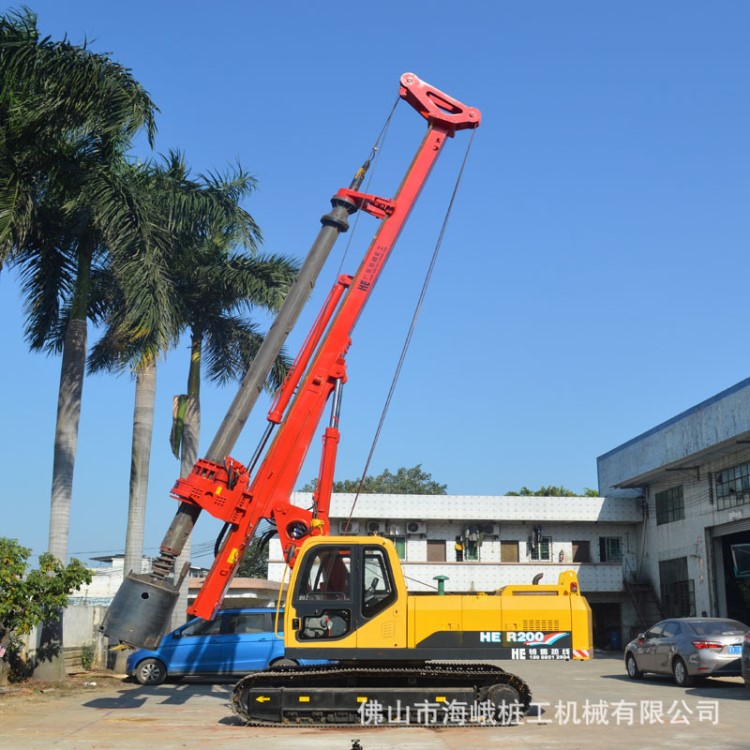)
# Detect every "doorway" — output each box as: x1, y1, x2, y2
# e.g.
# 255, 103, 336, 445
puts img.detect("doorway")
719, 529, 750, 623
589, 602, 622, 650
